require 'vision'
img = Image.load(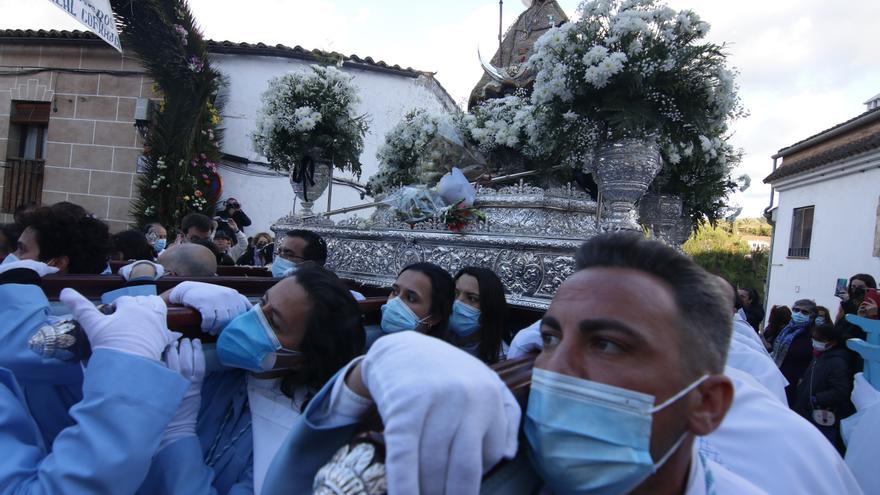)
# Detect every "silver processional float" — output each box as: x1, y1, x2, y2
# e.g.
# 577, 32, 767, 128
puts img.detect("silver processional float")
271, 0, 687, 312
